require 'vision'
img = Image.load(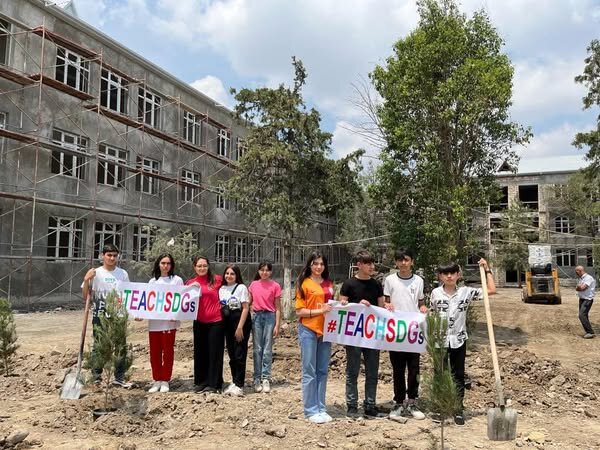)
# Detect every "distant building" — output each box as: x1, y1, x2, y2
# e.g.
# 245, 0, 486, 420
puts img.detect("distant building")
481, 169, 597, 286
0, 0, 343, 307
